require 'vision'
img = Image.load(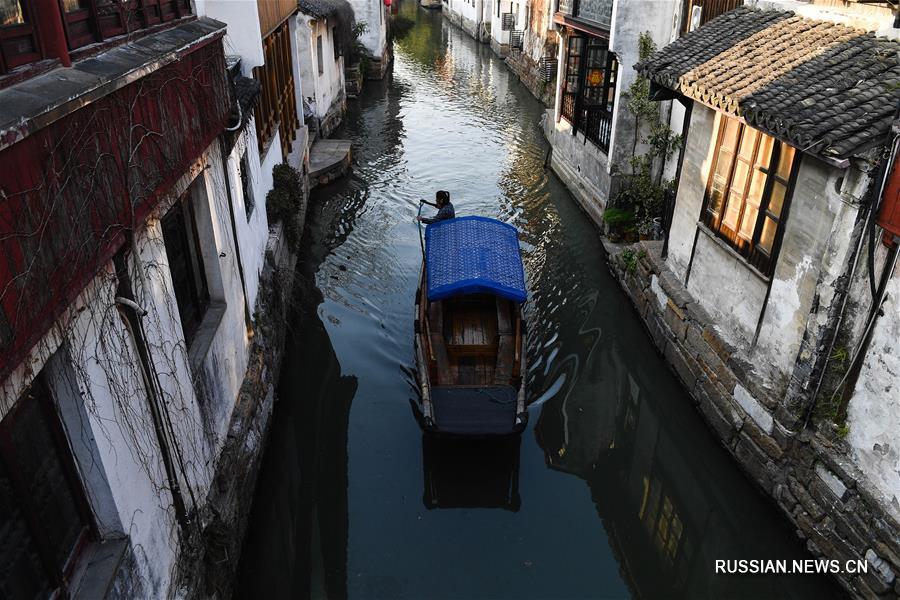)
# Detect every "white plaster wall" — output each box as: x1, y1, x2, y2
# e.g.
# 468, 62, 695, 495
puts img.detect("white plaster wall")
847, 260, 900, 521
225, 122, 270, 312
686, 232, 768, 345
347, 0, 388, 58
0, 140, 258, 597
666, 105, 717, 282
297, 16, 346, 120
607, 0, 681, 177
490, 0, 512, 47
194, 0, 265, 70
752, 157, 855, 380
